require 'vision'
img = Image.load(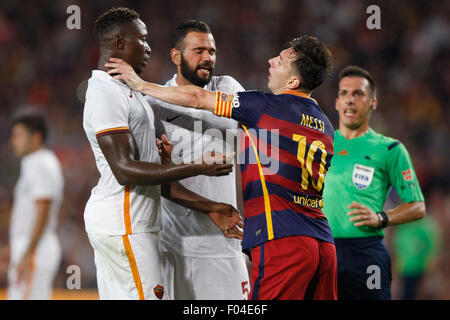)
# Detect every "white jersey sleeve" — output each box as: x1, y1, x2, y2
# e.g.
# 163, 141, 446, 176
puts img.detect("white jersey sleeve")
214, 75, 245, 93
85, 82, 130, 135
27, 158, 59, 200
